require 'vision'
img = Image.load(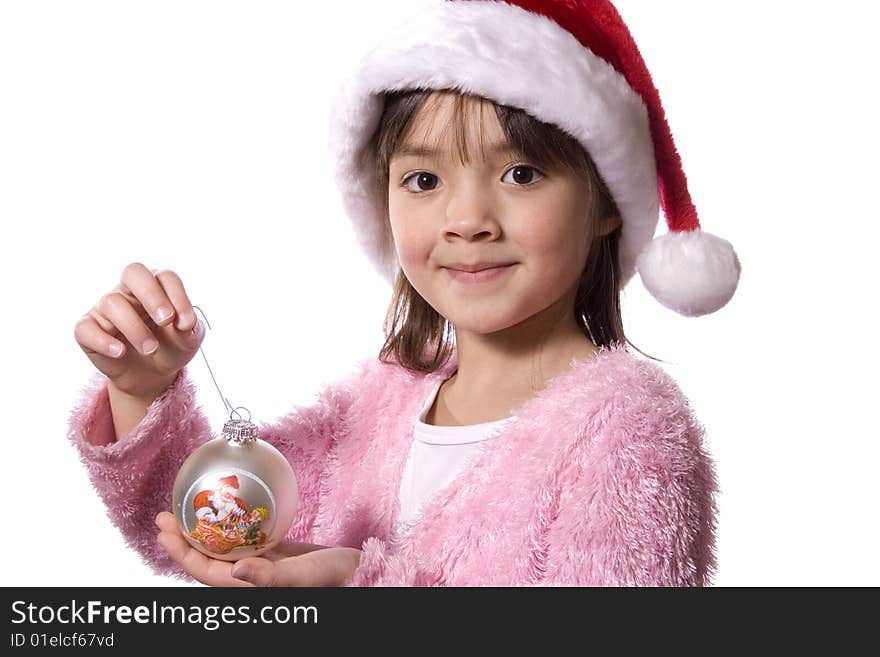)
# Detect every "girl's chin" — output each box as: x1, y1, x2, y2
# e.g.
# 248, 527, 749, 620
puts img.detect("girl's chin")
442, 309, 522, 335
